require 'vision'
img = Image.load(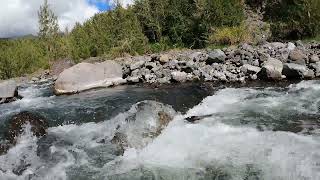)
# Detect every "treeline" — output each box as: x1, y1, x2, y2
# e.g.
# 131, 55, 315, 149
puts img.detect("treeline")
1, 0, 320, 79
